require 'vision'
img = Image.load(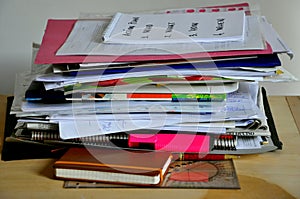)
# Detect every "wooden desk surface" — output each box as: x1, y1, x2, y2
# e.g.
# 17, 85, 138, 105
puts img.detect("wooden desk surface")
0, 96, 299, 199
